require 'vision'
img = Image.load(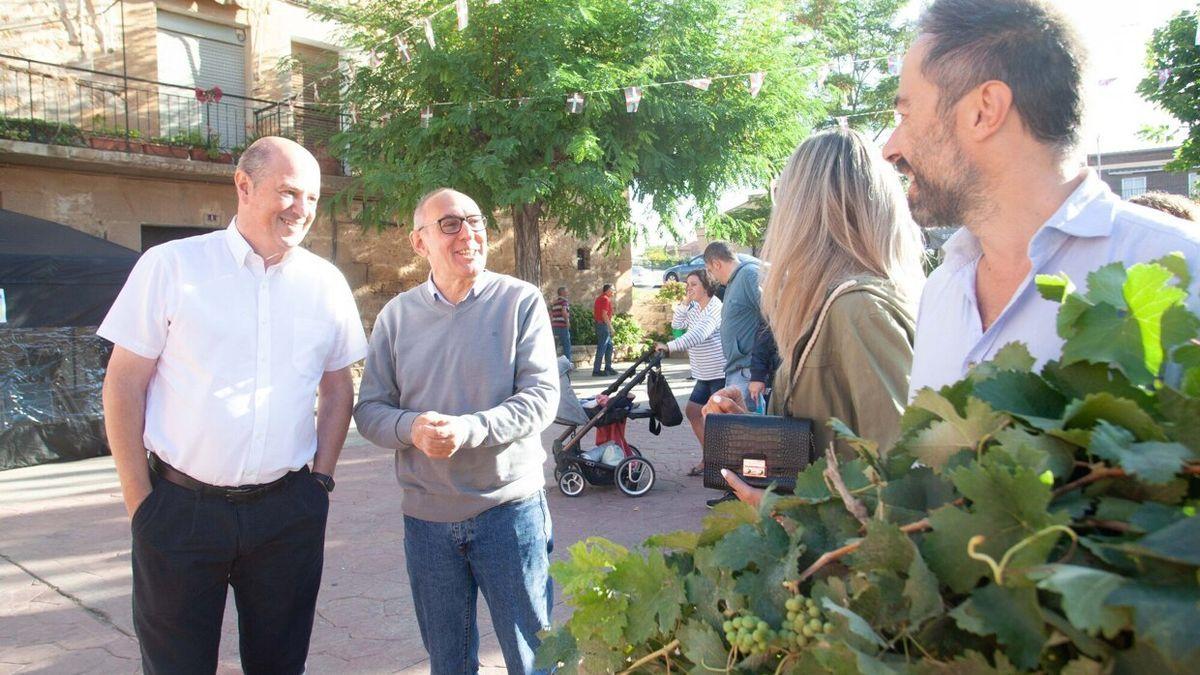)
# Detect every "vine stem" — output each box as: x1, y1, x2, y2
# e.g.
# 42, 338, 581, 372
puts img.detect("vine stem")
824, 448, 870, 526
797, 517, 934, 582
1052, 463, 1200, 498
619, 639, 681, 675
